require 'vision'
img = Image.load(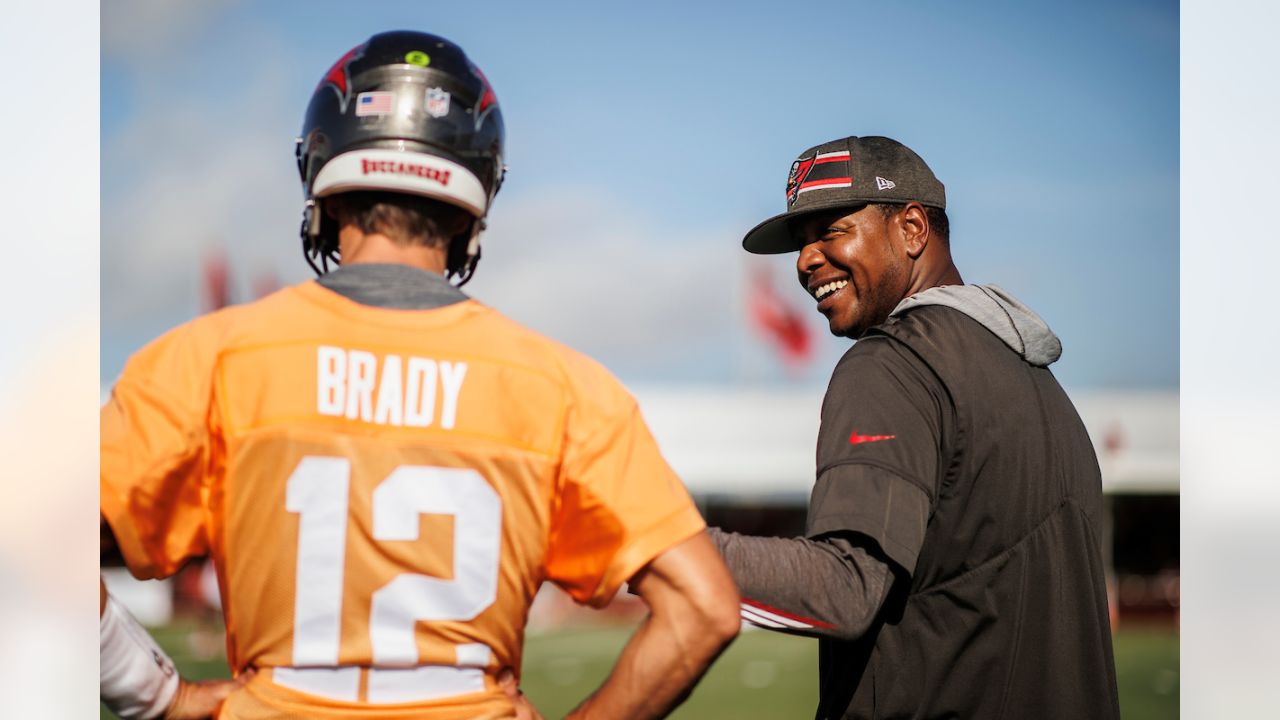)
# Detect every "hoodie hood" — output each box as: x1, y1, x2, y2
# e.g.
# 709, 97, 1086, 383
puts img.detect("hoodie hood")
889, 284, 1062, 366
